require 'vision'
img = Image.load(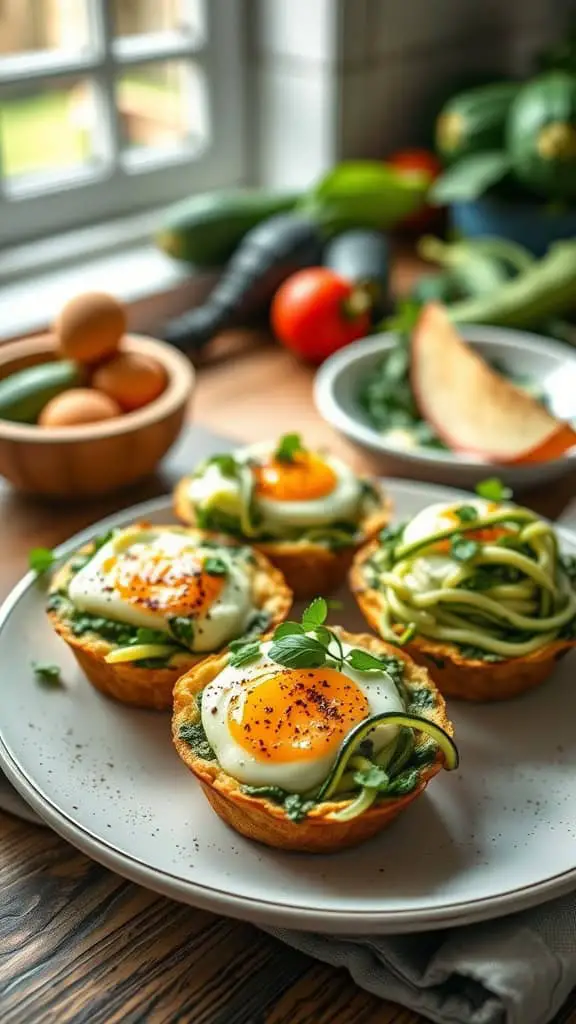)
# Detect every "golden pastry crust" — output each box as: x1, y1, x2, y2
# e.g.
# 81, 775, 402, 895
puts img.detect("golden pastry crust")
350, 541, 575, 702
173, 476, 391, 599
47, 524, 293, 711
172, 629, 453, 853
